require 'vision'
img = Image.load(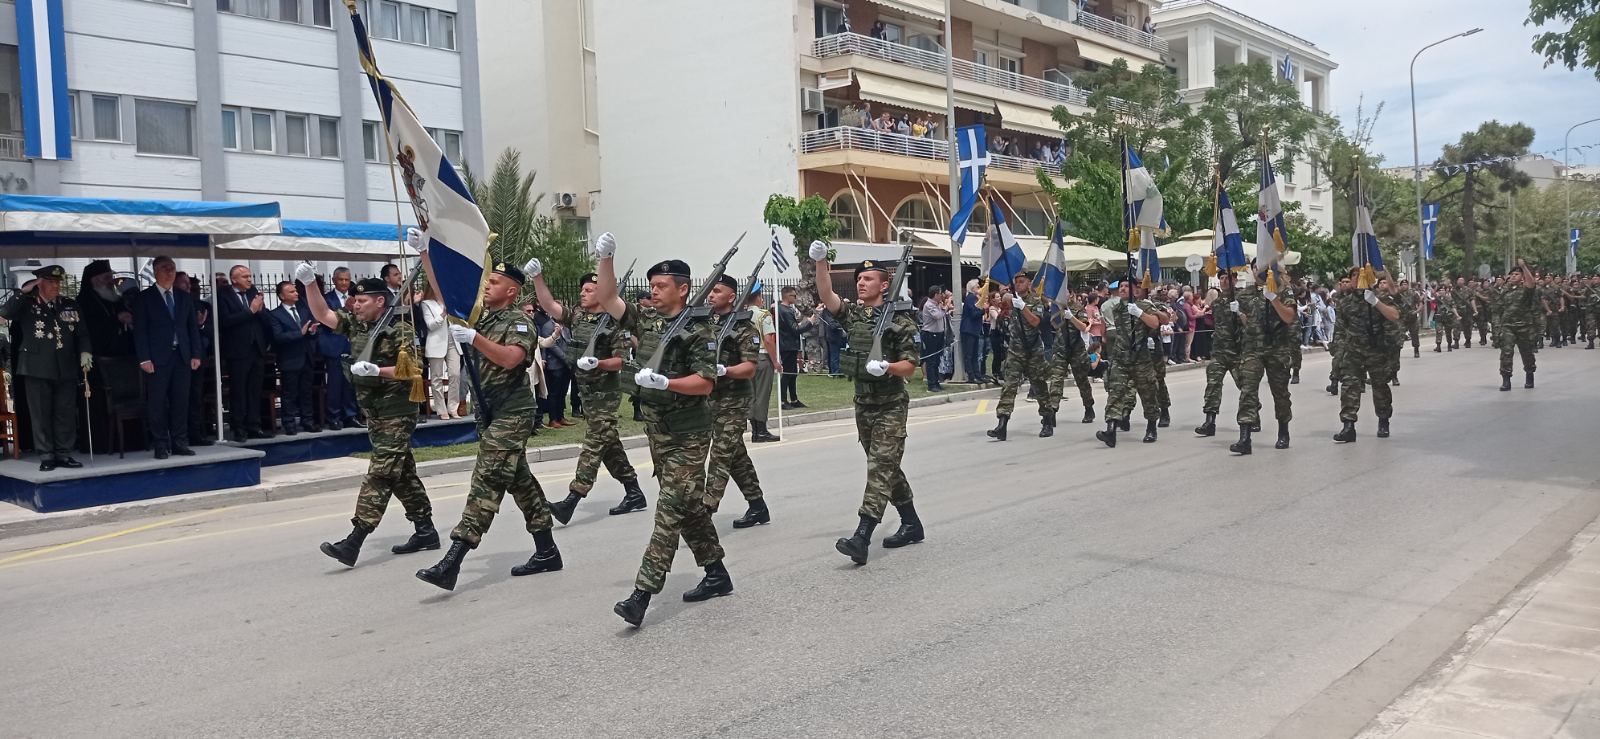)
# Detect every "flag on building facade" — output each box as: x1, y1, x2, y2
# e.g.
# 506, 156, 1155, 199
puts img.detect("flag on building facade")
983, 199, 1026, 286
1421, 202, 1441, 261
769, 227, 790, 273
949, 125, 990, 245
16, 0, 71, 160
1280, 54, 1295, 81
1213, 187, 1246, 271
1037, 219, 1070, 306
